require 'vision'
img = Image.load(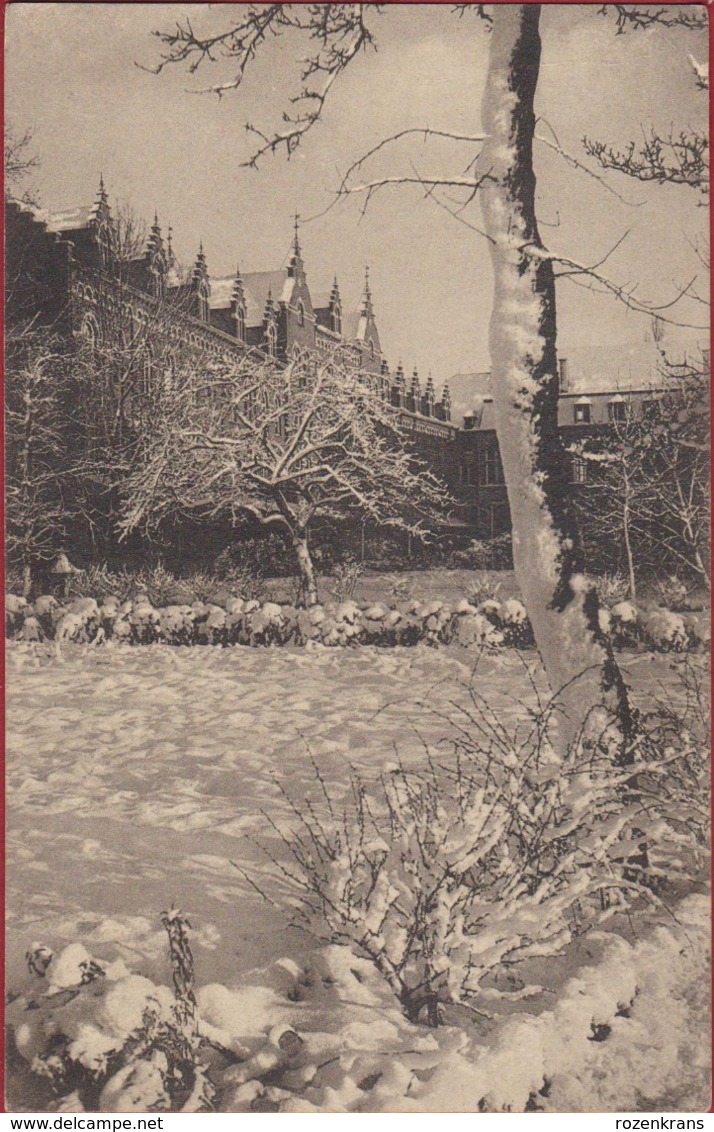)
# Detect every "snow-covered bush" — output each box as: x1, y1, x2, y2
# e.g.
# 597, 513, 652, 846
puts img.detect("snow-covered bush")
466, 573, 503, 608
608, 600, 641, 648
9, 912, 215, 1112
249, 714, 673, 1025
4, 592, 707, 653
655, 574, 692, 612
640, 609, 691, 652
328, 560, 364, 602
593, 571, 630, 608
